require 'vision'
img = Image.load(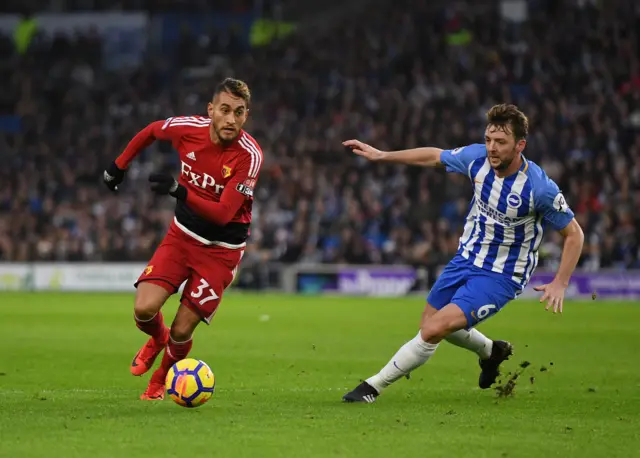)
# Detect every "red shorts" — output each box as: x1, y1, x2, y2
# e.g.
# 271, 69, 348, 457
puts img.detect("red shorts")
136, 223, 244, 324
